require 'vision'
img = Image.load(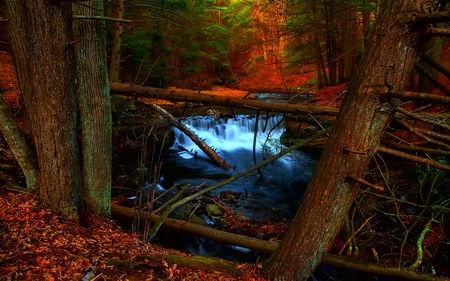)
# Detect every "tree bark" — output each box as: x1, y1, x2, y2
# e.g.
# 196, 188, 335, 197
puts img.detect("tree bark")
108, 0, 125, 82
0, 92, 38, 189
263, 1, 433, 280
73, 0, 112, 215
5, 1, 82, 219
109, 82, 339, 116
